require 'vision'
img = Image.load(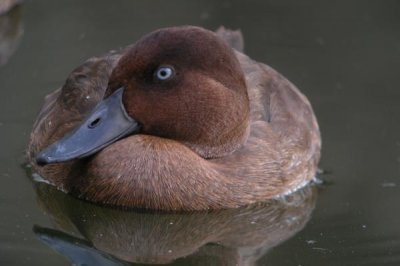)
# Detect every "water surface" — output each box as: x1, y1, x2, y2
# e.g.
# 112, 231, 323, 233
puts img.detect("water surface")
0, 1, 399, 265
